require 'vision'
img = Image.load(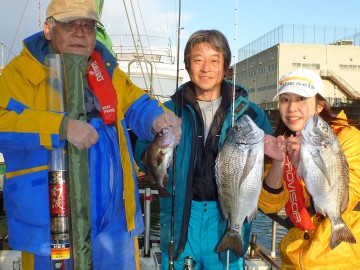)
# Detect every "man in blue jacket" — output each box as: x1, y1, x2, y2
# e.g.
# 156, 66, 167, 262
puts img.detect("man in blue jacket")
136, 29, 272, 269
0, 0, 181, 269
